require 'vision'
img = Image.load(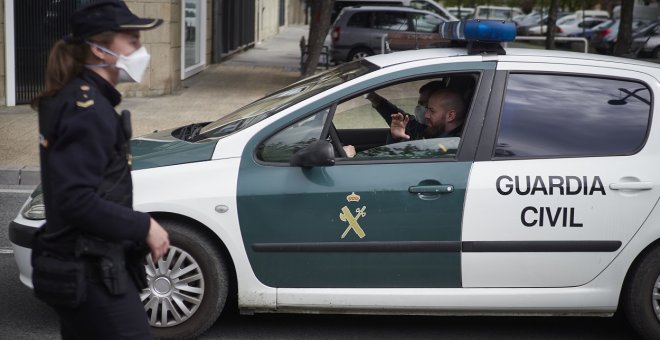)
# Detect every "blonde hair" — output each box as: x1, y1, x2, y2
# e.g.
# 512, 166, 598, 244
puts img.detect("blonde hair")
31, 31, 116, 109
